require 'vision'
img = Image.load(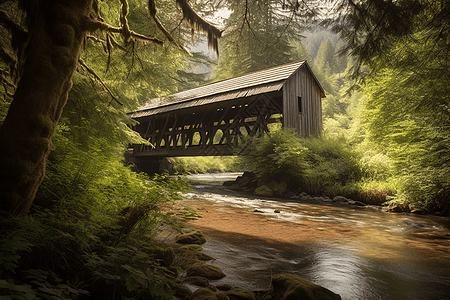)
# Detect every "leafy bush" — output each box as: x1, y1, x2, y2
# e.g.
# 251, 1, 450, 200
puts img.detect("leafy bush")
240, 128, 309, 184
240, 127, 363, 196
301, 136, 362, 194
